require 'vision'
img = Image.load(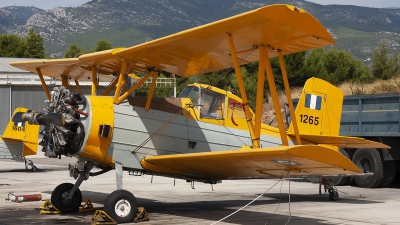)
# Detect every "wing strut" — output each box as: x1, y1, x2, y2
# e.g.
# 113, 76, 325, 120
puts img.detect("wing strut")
114, 70, 156, 105
263, 46, 288, 146
36, 68, 51, 100
145, 71, 159, 111
74, 79, 83, 94
253, 46, 267, 148
113, 61, 128, 102
226, 33, 257, 148
61, 76, 71, 90
91, 66, 98, 96
278, 52, 301, 145
101, 76, 119, 96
